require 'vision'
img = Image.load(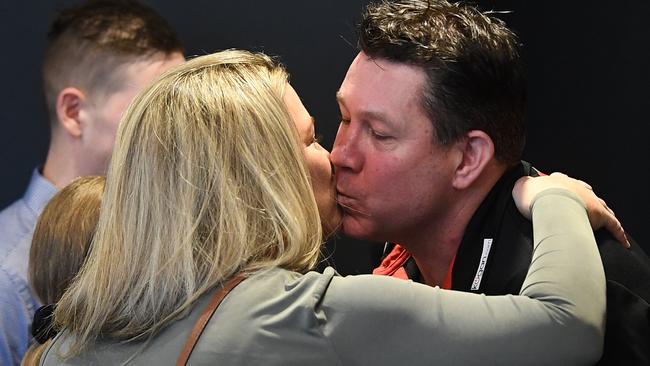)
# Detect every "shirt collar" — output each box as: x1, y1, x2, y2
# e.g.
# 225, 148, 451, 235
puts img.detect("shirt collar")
22, 168, 58, 217
450, 160, 536, 292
